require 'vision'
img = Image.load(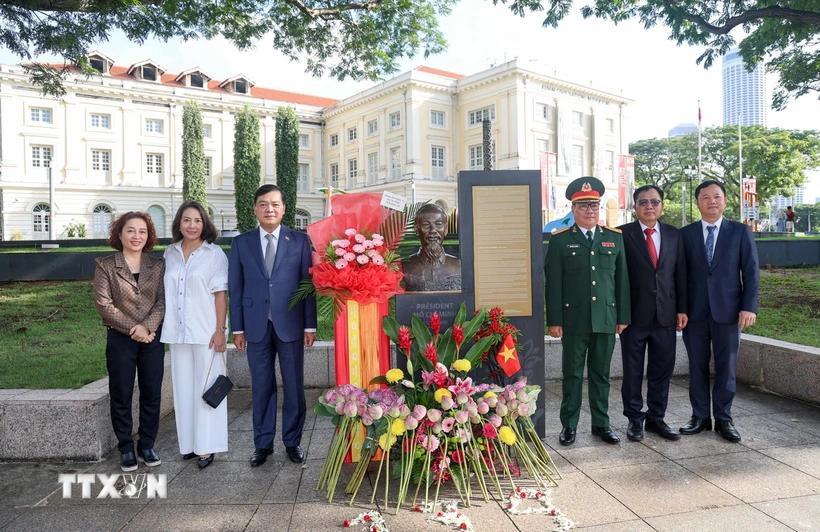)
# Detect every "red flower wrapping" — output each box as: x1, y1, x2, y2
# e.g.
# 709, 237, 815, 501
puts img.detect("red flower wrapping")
310, 262, 404, 305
